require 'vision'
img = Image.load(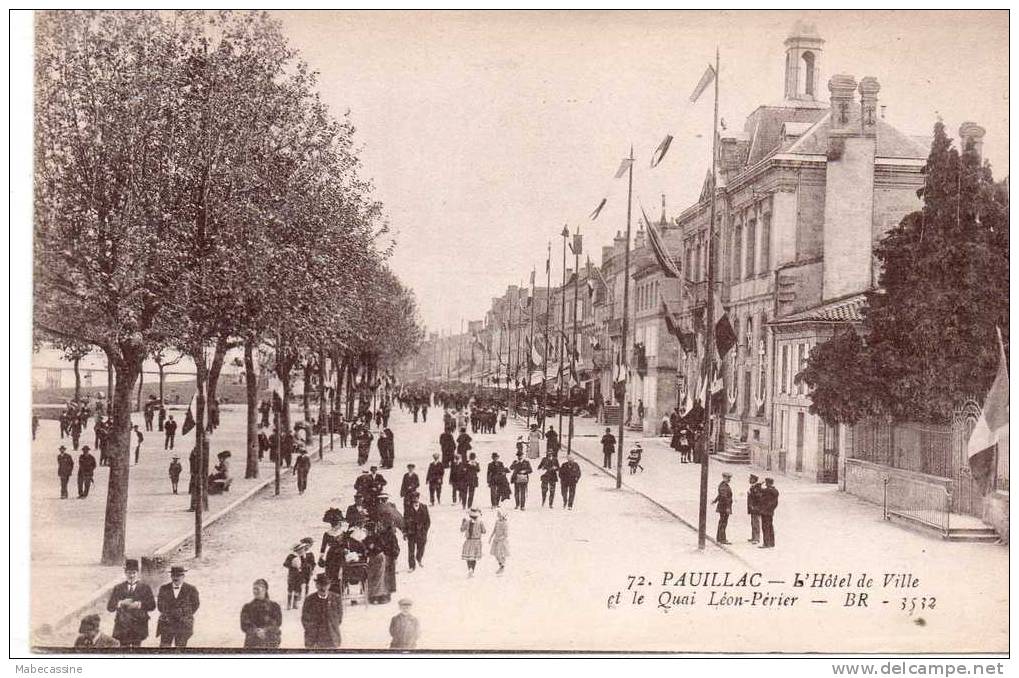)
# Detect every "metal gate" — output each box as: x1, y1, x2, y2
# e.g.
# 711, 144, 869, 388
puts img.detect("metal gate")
821, 423, 839, 484
951, 400, 986, 518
